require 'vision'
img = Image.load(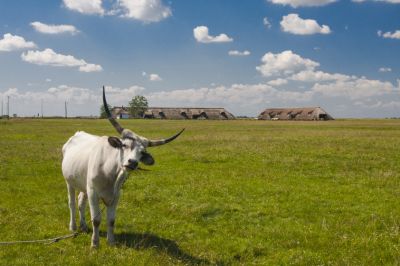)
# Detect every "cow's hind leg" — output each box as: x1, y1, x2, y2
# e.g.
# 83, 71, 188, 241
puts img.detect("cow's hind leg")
67, 183, 77, 231
88, 188, 101, 248
78, 192, 88, 232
